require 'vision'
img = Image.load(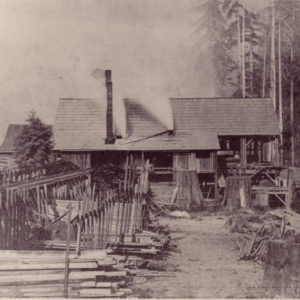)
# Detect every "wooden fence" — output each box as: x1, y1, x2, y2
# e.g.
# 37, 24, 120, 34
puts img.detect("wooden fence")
0, 168, 46, 186
0, 169, 91, 249
71, 157, 150, 252
0, 155, 150, 251
0, 189, 34, 249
